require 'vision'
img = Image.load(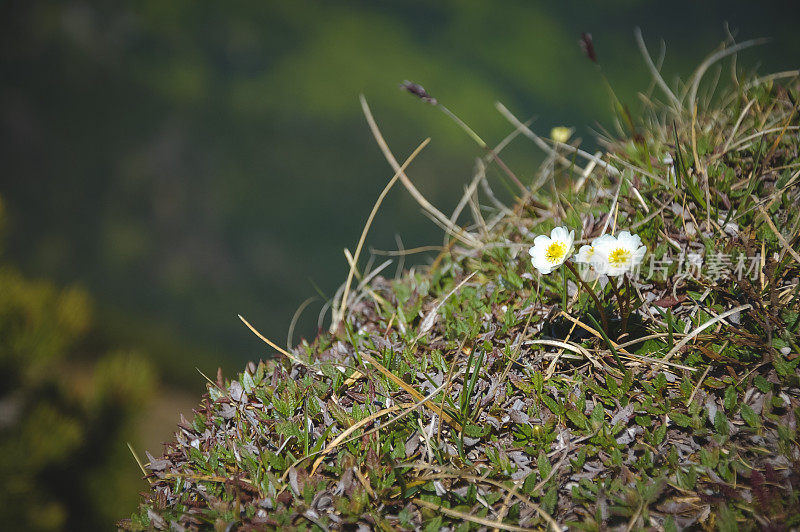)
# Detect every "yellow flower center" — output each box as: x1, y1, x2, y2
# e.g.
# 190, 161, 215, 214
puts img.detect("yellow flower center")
608, 247, 631, 266
545, 241, 566, 263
